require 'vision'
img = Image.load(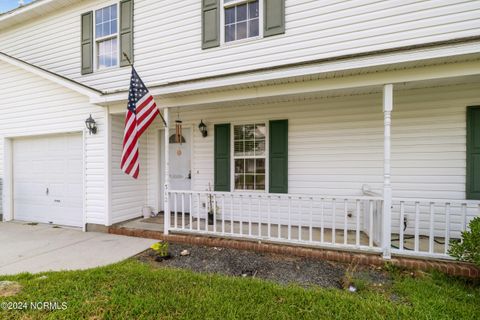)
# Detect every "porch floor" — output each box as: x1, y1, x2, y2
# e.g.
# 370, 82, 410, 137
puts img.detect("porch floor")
115, 214, 450, 255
